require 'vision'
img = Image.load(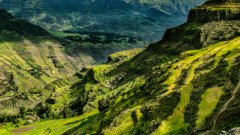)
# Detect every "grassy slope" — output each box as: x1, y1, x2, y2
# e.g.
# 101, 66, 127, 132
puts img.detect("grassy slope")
0, 32, 83, 116
0, 10, 146, 132
5, 35, 240, 135
2, 1, 240, 134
